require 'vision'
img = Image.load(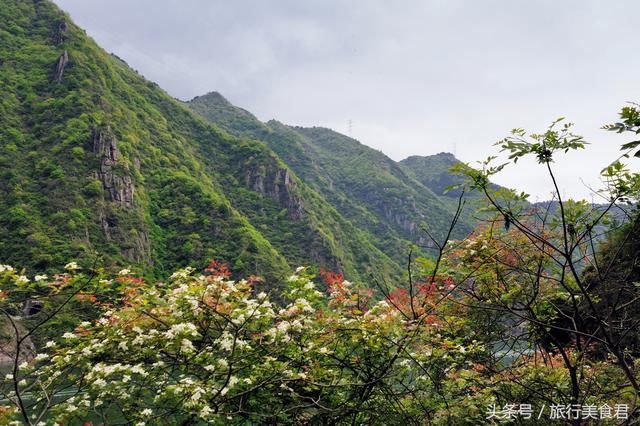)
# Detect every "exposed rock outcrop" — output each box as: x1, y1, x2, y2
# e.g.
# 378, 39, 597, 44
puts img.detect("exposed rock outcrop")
53, 50, 68, 83
0, 317, 36, 366
54, 20, 68, 44
91, 126, 134, 208
123, 230, 152, 263
89, 127, 151, 262
245, 166, 305, 220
